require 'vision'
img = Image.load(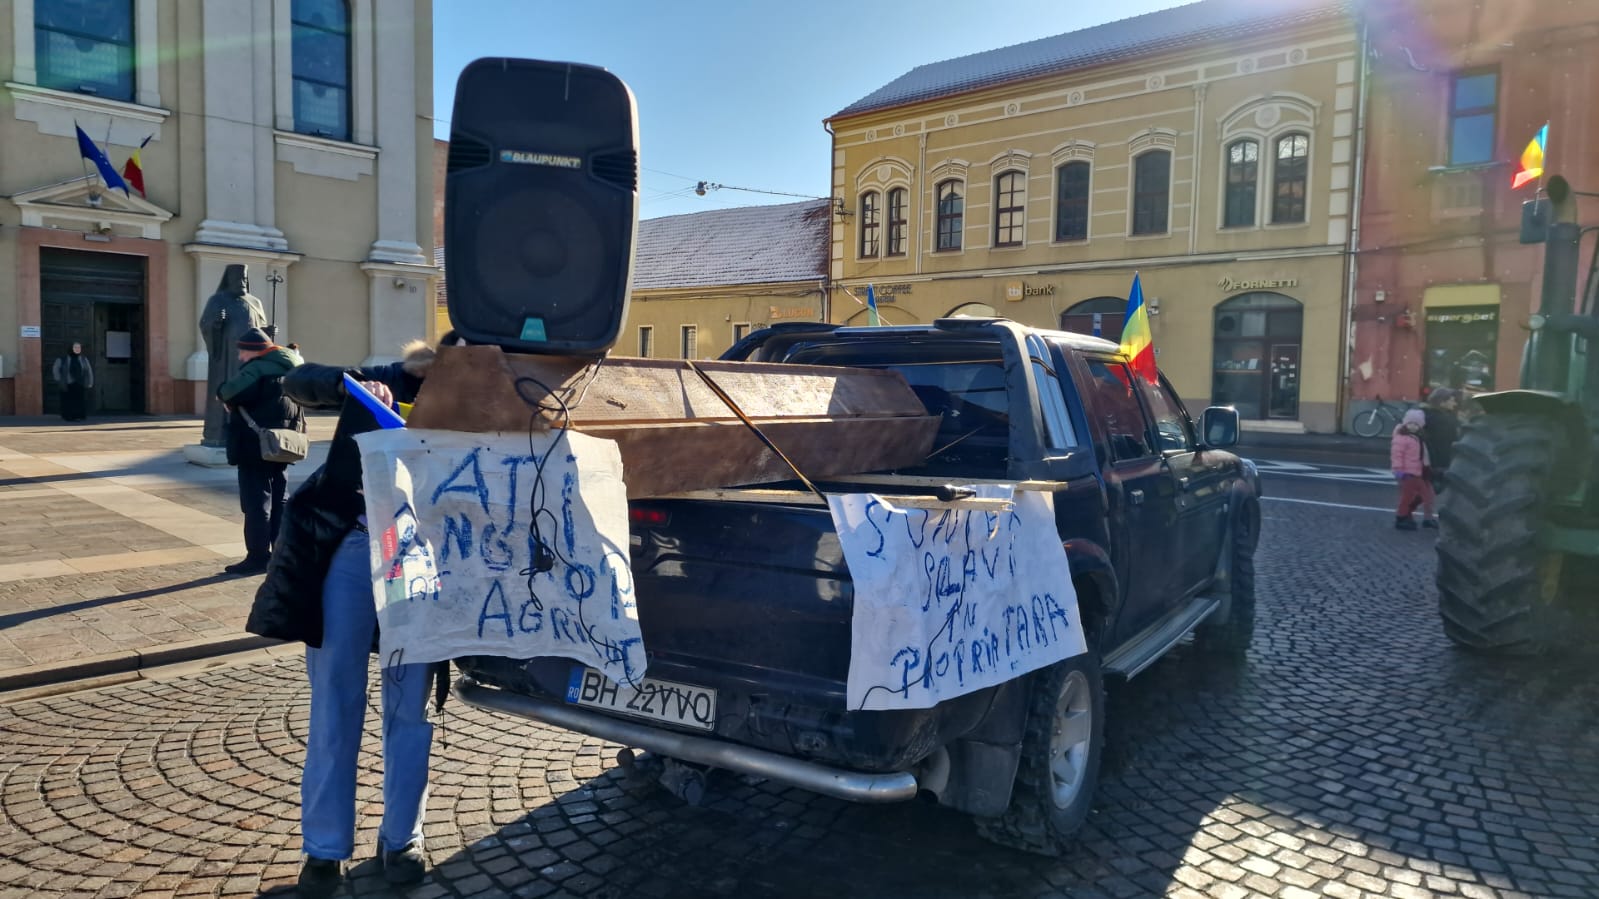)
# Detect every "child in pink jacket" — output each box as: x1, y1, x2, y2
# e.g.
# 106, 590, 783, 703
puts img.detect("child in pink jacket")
1391, 408, 1436, 530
